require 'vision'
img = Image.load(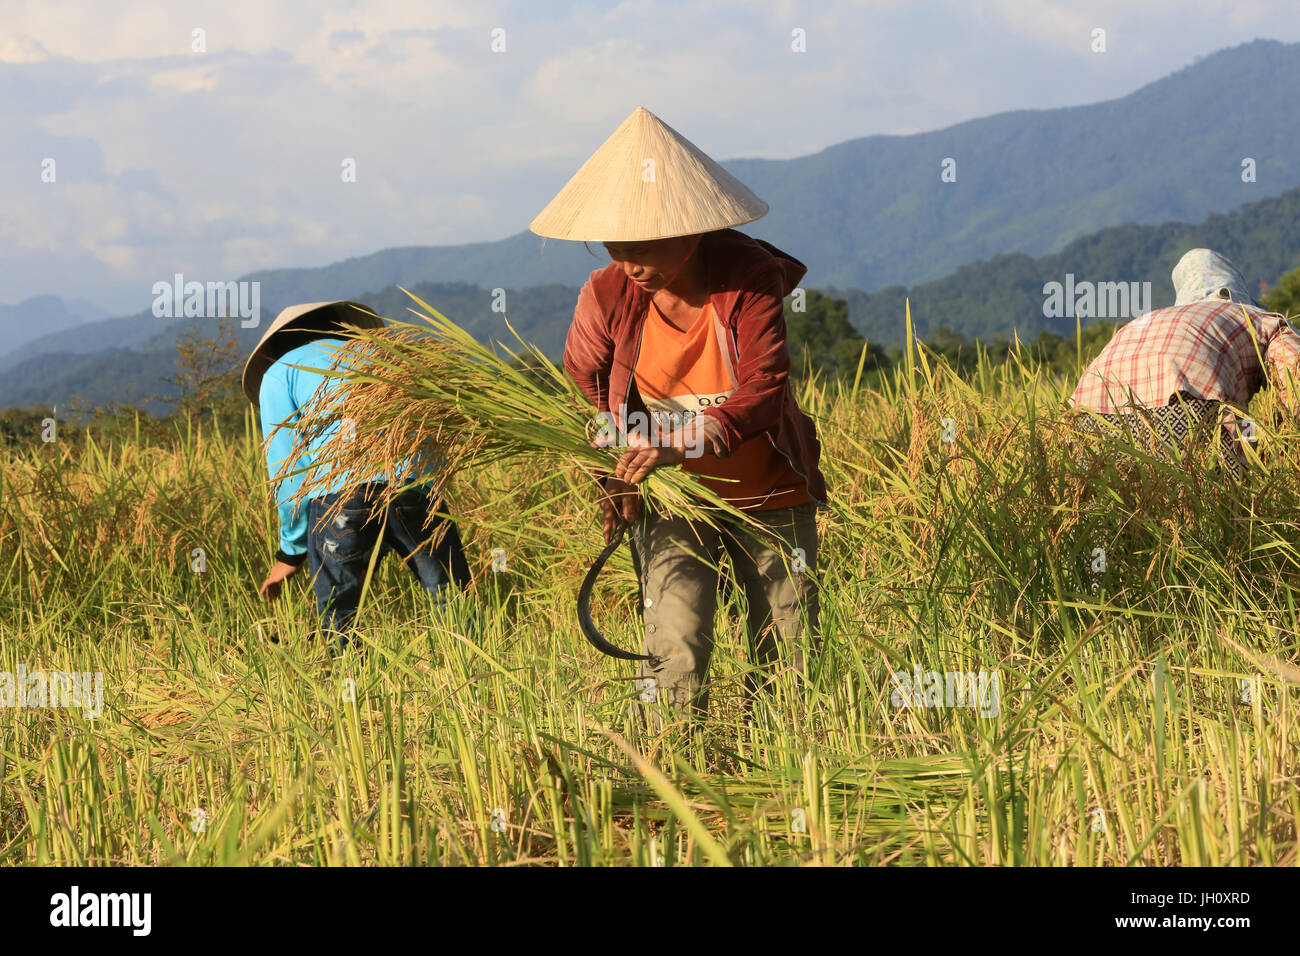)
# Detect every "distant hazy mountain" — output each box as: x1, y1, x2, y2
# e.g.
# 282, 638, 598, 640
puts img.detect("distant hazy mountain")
844, 185, 1300, 345
241, 234, 604, 318
0, 295, 107, 357
231, 39, 1300, 294
63, 298, 110, 322
0, 306, 162, 372
0, 282, 586, 412
7, 37, 1300, 410
6, 185, 1300, 412
738, 38, 1300, 291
